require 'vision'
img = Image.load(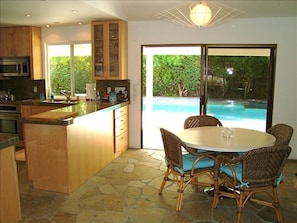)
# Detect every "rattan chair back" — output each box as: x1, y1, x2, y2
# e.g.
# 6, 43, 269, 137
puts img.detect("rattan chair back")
184, 115, 222, 129
160, 128, 186, 169
267, 123, 293, 146
241, 146, 291, 187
